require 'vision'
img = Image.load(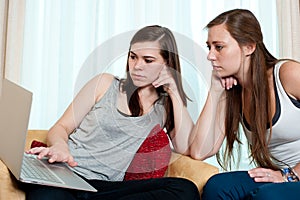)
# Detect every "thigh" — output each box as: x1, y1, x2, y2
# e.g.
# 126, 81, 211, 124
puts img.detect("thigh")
87, 177, 200, 200
202, 171, 266, 200
248, 181, 300, 200
23, 184, 76, 200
